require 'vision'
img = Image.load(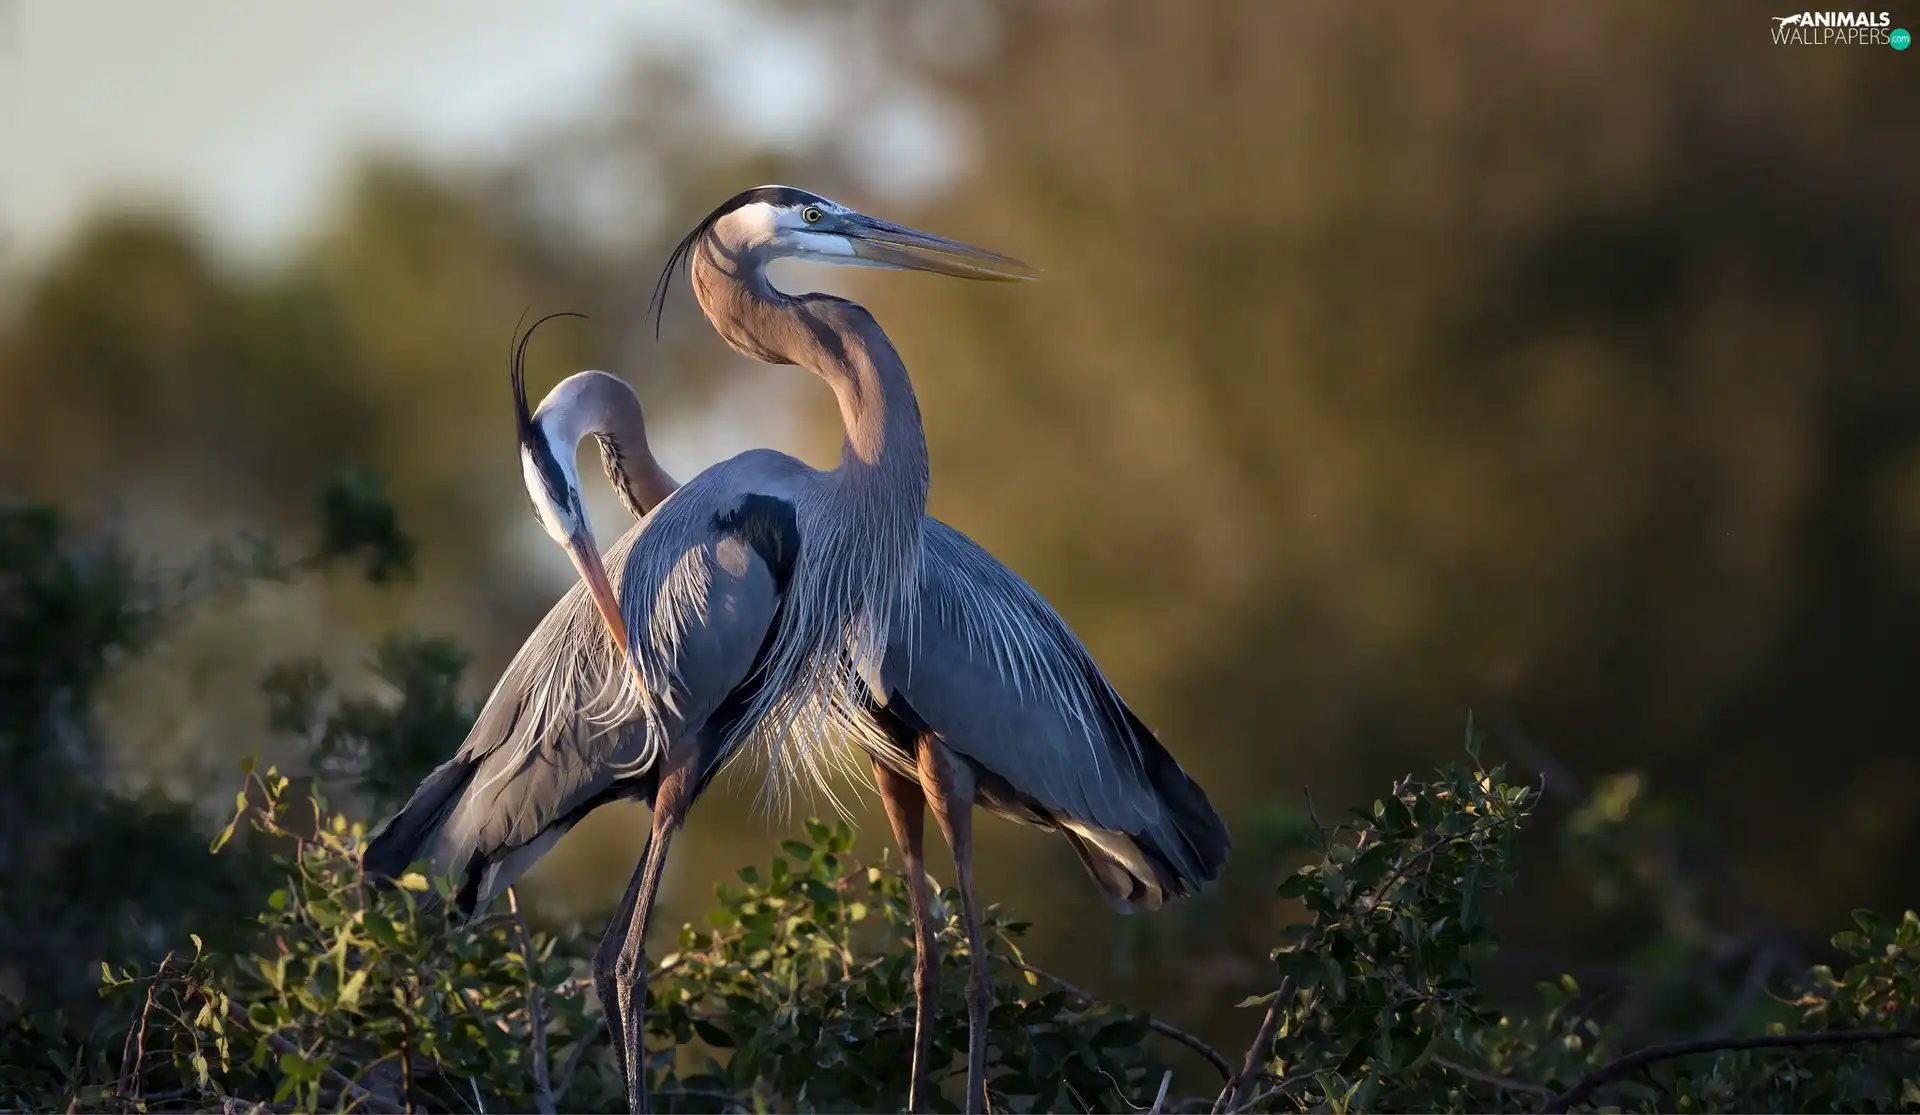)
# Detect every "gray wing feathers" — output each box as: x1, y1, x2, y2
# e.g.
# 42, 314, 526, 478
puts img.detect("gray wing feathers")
367, 495, 784, 908
407, 525, 650, 885
880, 521, 1227, 902
884, 522, 1159, 833
612, 455, 801, 745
